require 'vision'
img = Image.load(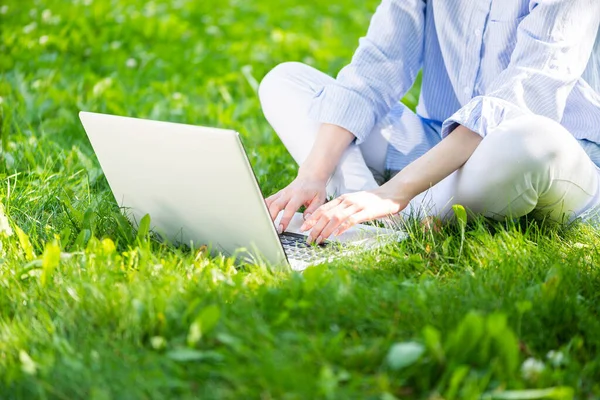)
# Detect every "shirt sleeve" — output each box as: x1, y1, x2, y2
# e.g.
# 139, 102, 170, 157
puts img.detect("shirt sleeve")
308, 0, 426, 144
441, 0, 600, 138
